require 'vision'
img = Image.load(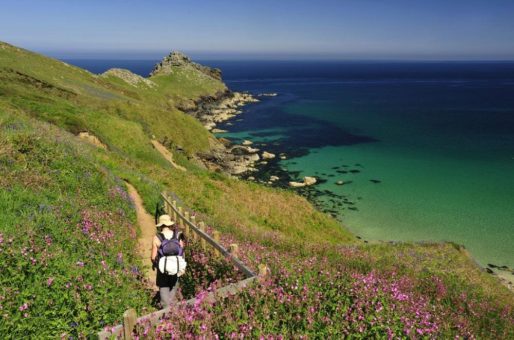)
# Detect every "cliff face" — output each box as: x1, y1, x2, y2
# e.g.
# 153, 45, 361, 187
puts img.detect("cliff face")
150, 51, 222, 80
